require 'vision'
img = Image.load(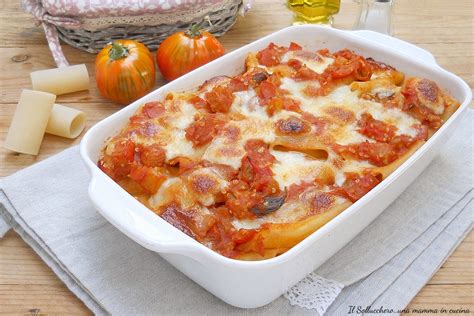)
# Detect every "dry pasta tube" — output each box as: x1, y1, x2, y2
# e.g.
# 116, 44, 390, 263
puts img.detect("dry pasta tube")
46, 104, 86, 139
30, 64, 89, 95
4, 89, 55, 155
